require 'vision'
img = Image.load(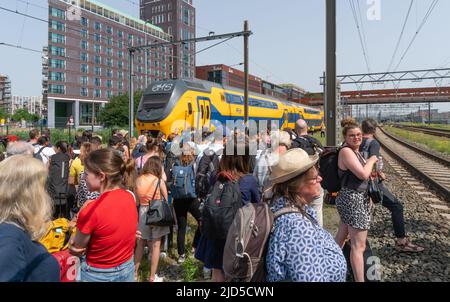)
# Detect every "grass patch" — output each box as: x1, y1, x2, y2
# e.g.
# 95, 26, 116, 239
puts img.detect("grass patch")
385, 126, 450, 155
400, 122, 450, 131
